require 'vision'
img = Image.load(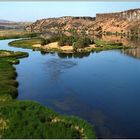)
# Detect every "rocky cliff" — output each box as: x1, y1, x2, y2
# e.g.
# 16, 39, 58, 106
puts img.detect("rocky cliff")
94, 9, 140, 35
26, 8, 140, 37
96, 9, 140, 21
